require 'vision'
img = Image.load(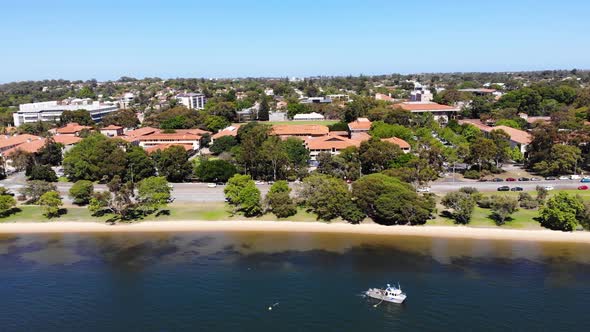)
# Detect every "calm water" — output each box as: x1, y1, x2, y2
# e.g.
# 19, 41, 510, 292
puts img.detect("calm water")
1, 231, 590, 331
